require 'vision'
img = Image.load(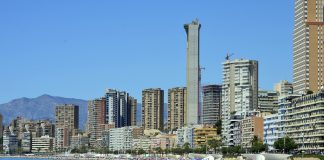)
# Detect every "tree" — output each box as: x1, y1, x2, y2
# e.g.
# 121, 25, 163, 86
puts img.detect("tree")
137, 148, 146, 155
154, 147, 163, 155
221, 146, 243, 155
214, 120, 222, 135
183, 142, 192, 154
250, 135, 266, 153
207, 139, 222, 153
274, 136, 298, 153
